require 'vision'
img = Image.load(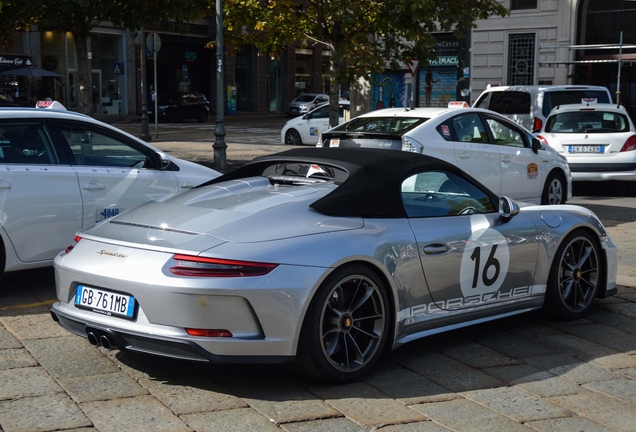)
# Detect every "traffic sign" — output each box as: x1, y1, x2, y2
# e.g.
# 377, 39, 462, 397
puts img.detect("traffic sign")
406, 58, 420, 76
146, 33, 162, 52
